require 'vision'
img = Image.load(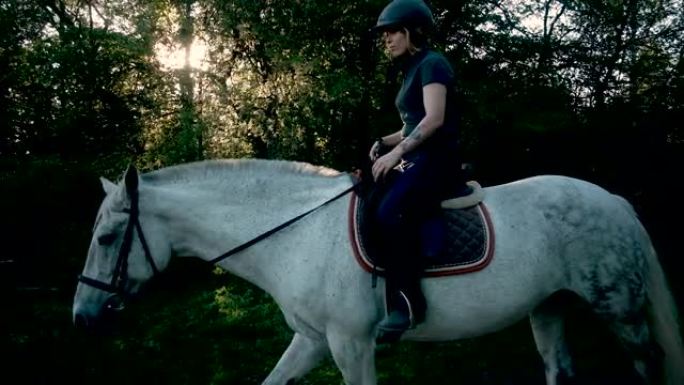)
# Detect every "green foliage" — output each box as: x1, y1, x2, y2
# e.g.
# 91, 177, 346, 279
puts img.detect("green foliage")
194, 0, 388, 168
4, 0, 681, 173
0, 156, 102, 291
